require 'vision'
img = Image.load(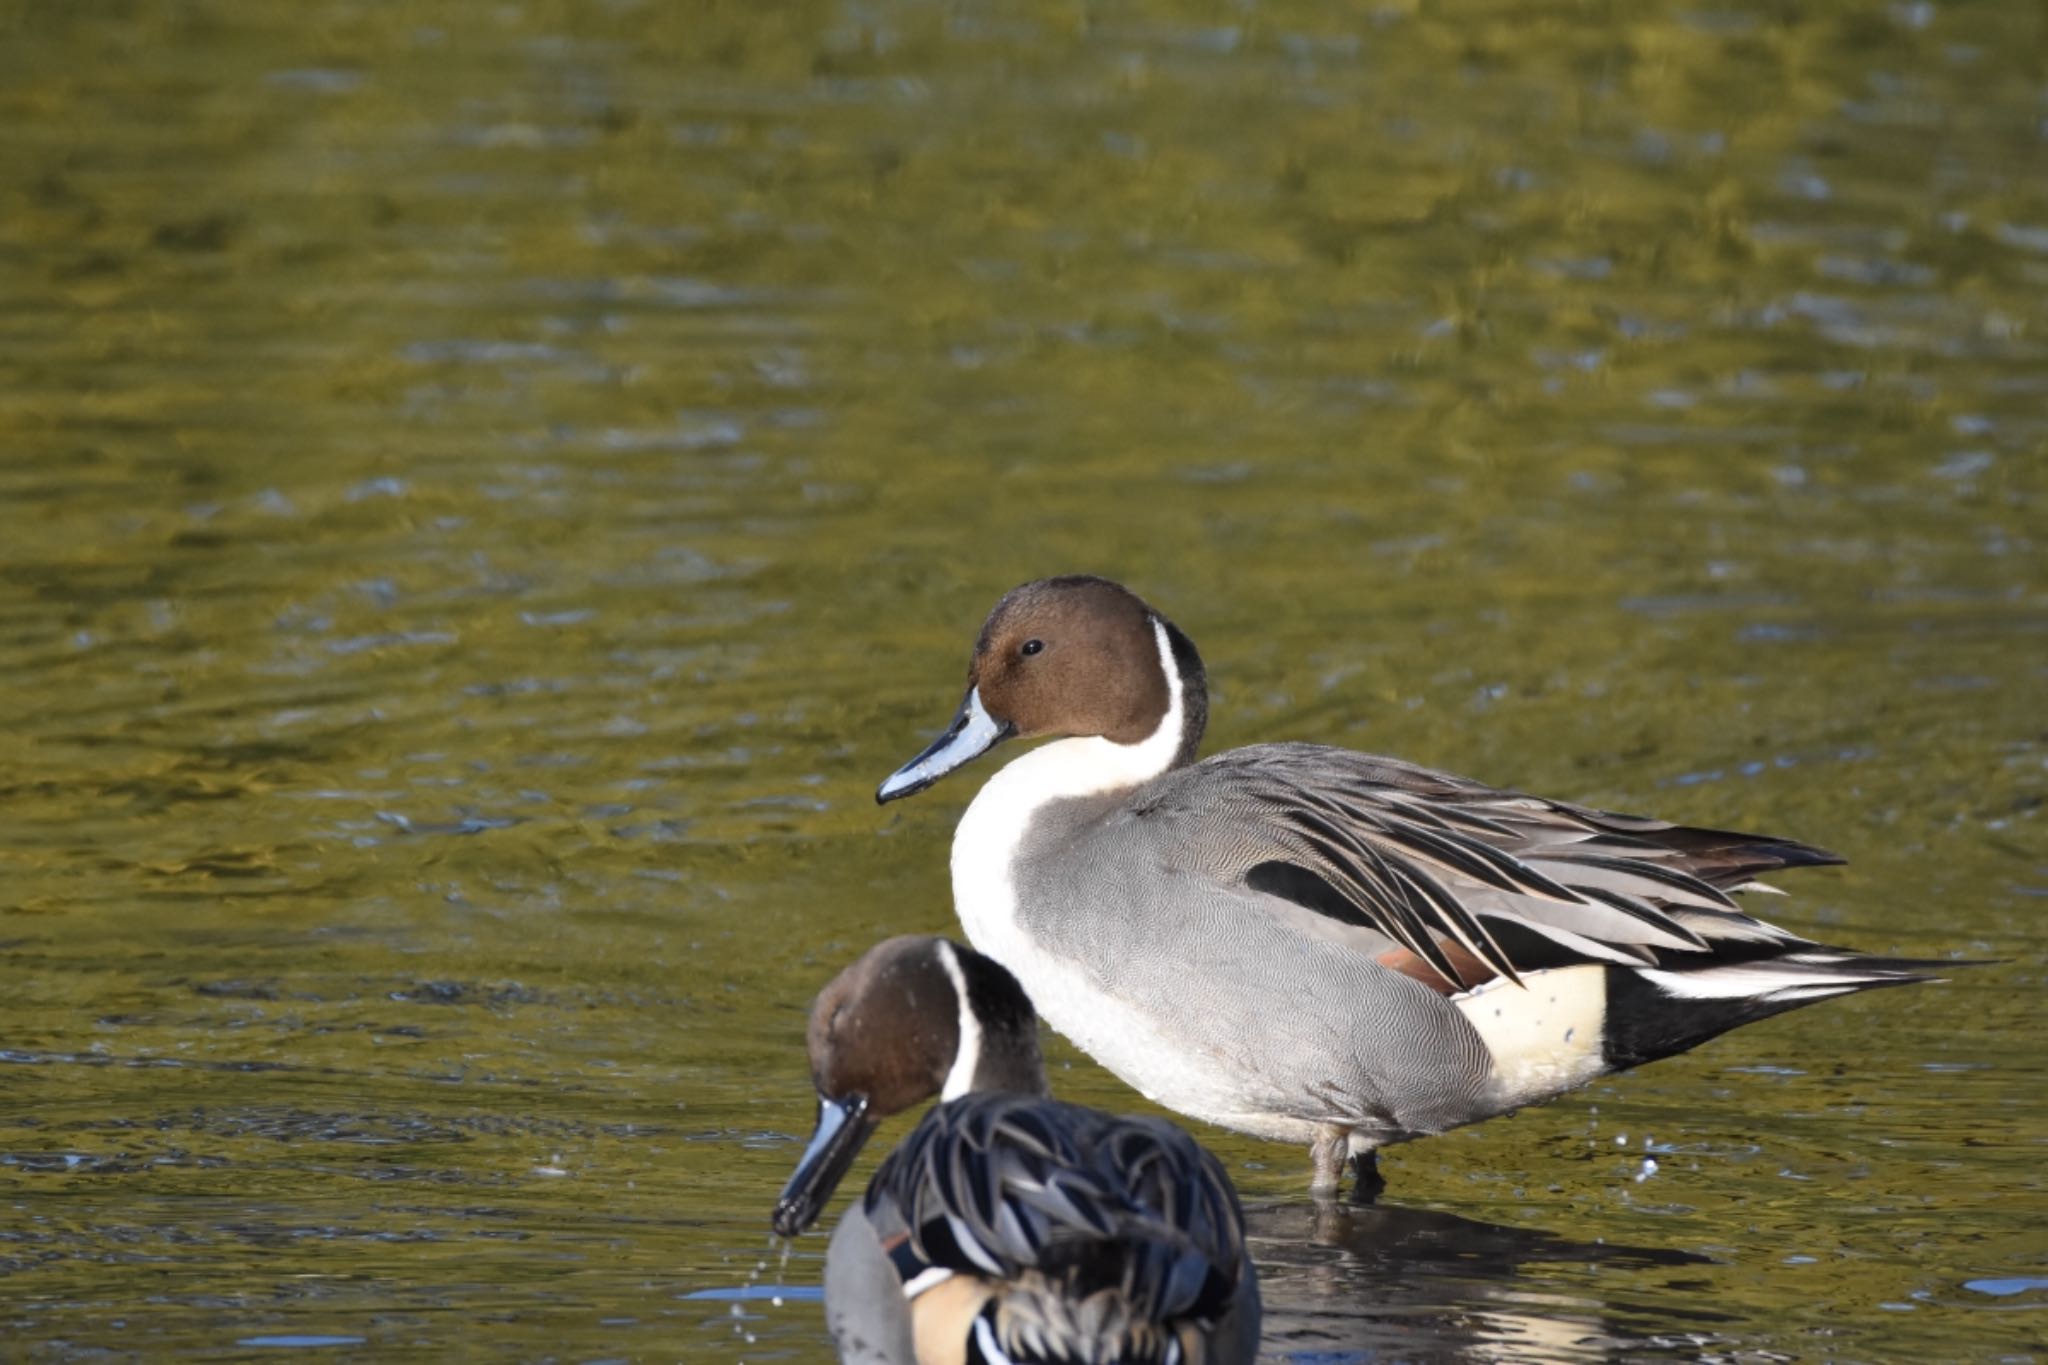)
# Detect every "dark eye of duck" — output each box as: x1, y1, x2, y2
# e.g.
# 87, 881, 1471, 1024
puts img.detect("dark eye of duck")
1019, 639, 1044, 657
